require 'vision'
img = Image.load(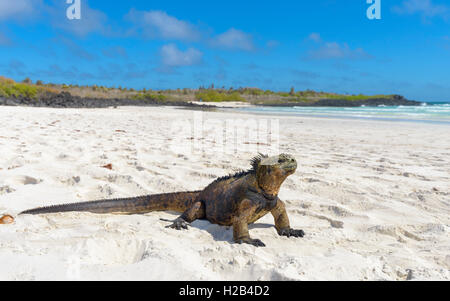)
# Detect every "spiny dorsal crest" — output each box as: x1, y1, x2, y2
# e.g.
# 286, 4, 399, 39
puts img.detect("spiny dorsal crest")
251, 153, 269, 171
212, 154, 269, 184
